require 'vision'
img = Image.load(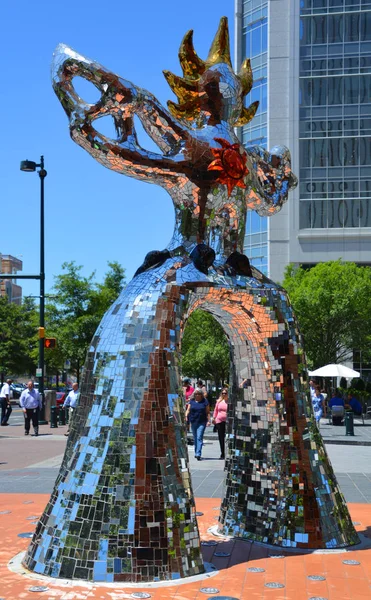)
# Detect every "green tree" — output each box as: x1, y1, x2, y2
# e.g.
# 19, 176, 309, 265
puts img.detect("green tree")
282, 261, 371, 369
44, 261, 126, 381
181, 310, 229, 388
0, 296, 38, 380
